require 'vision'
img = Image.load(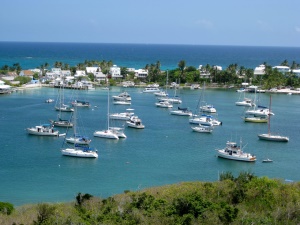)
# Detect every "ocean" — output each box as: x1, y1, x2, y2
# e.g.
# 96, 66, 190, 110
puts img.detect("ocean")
1, 42, 300, 206
1, 42, 300, 70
